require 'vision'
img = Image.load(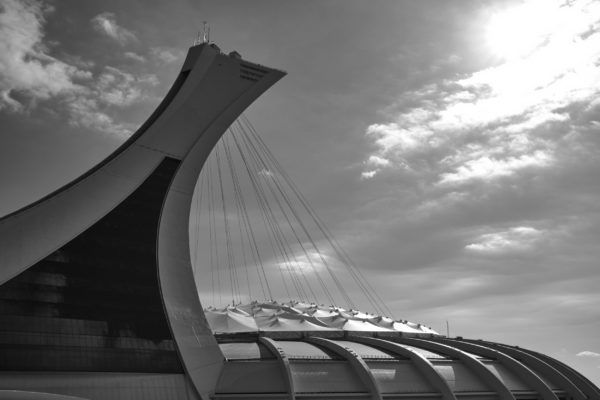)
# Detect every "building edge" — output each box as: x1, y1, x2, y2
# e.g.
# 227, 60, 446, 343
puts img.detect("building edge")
156, 49, 285, 399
